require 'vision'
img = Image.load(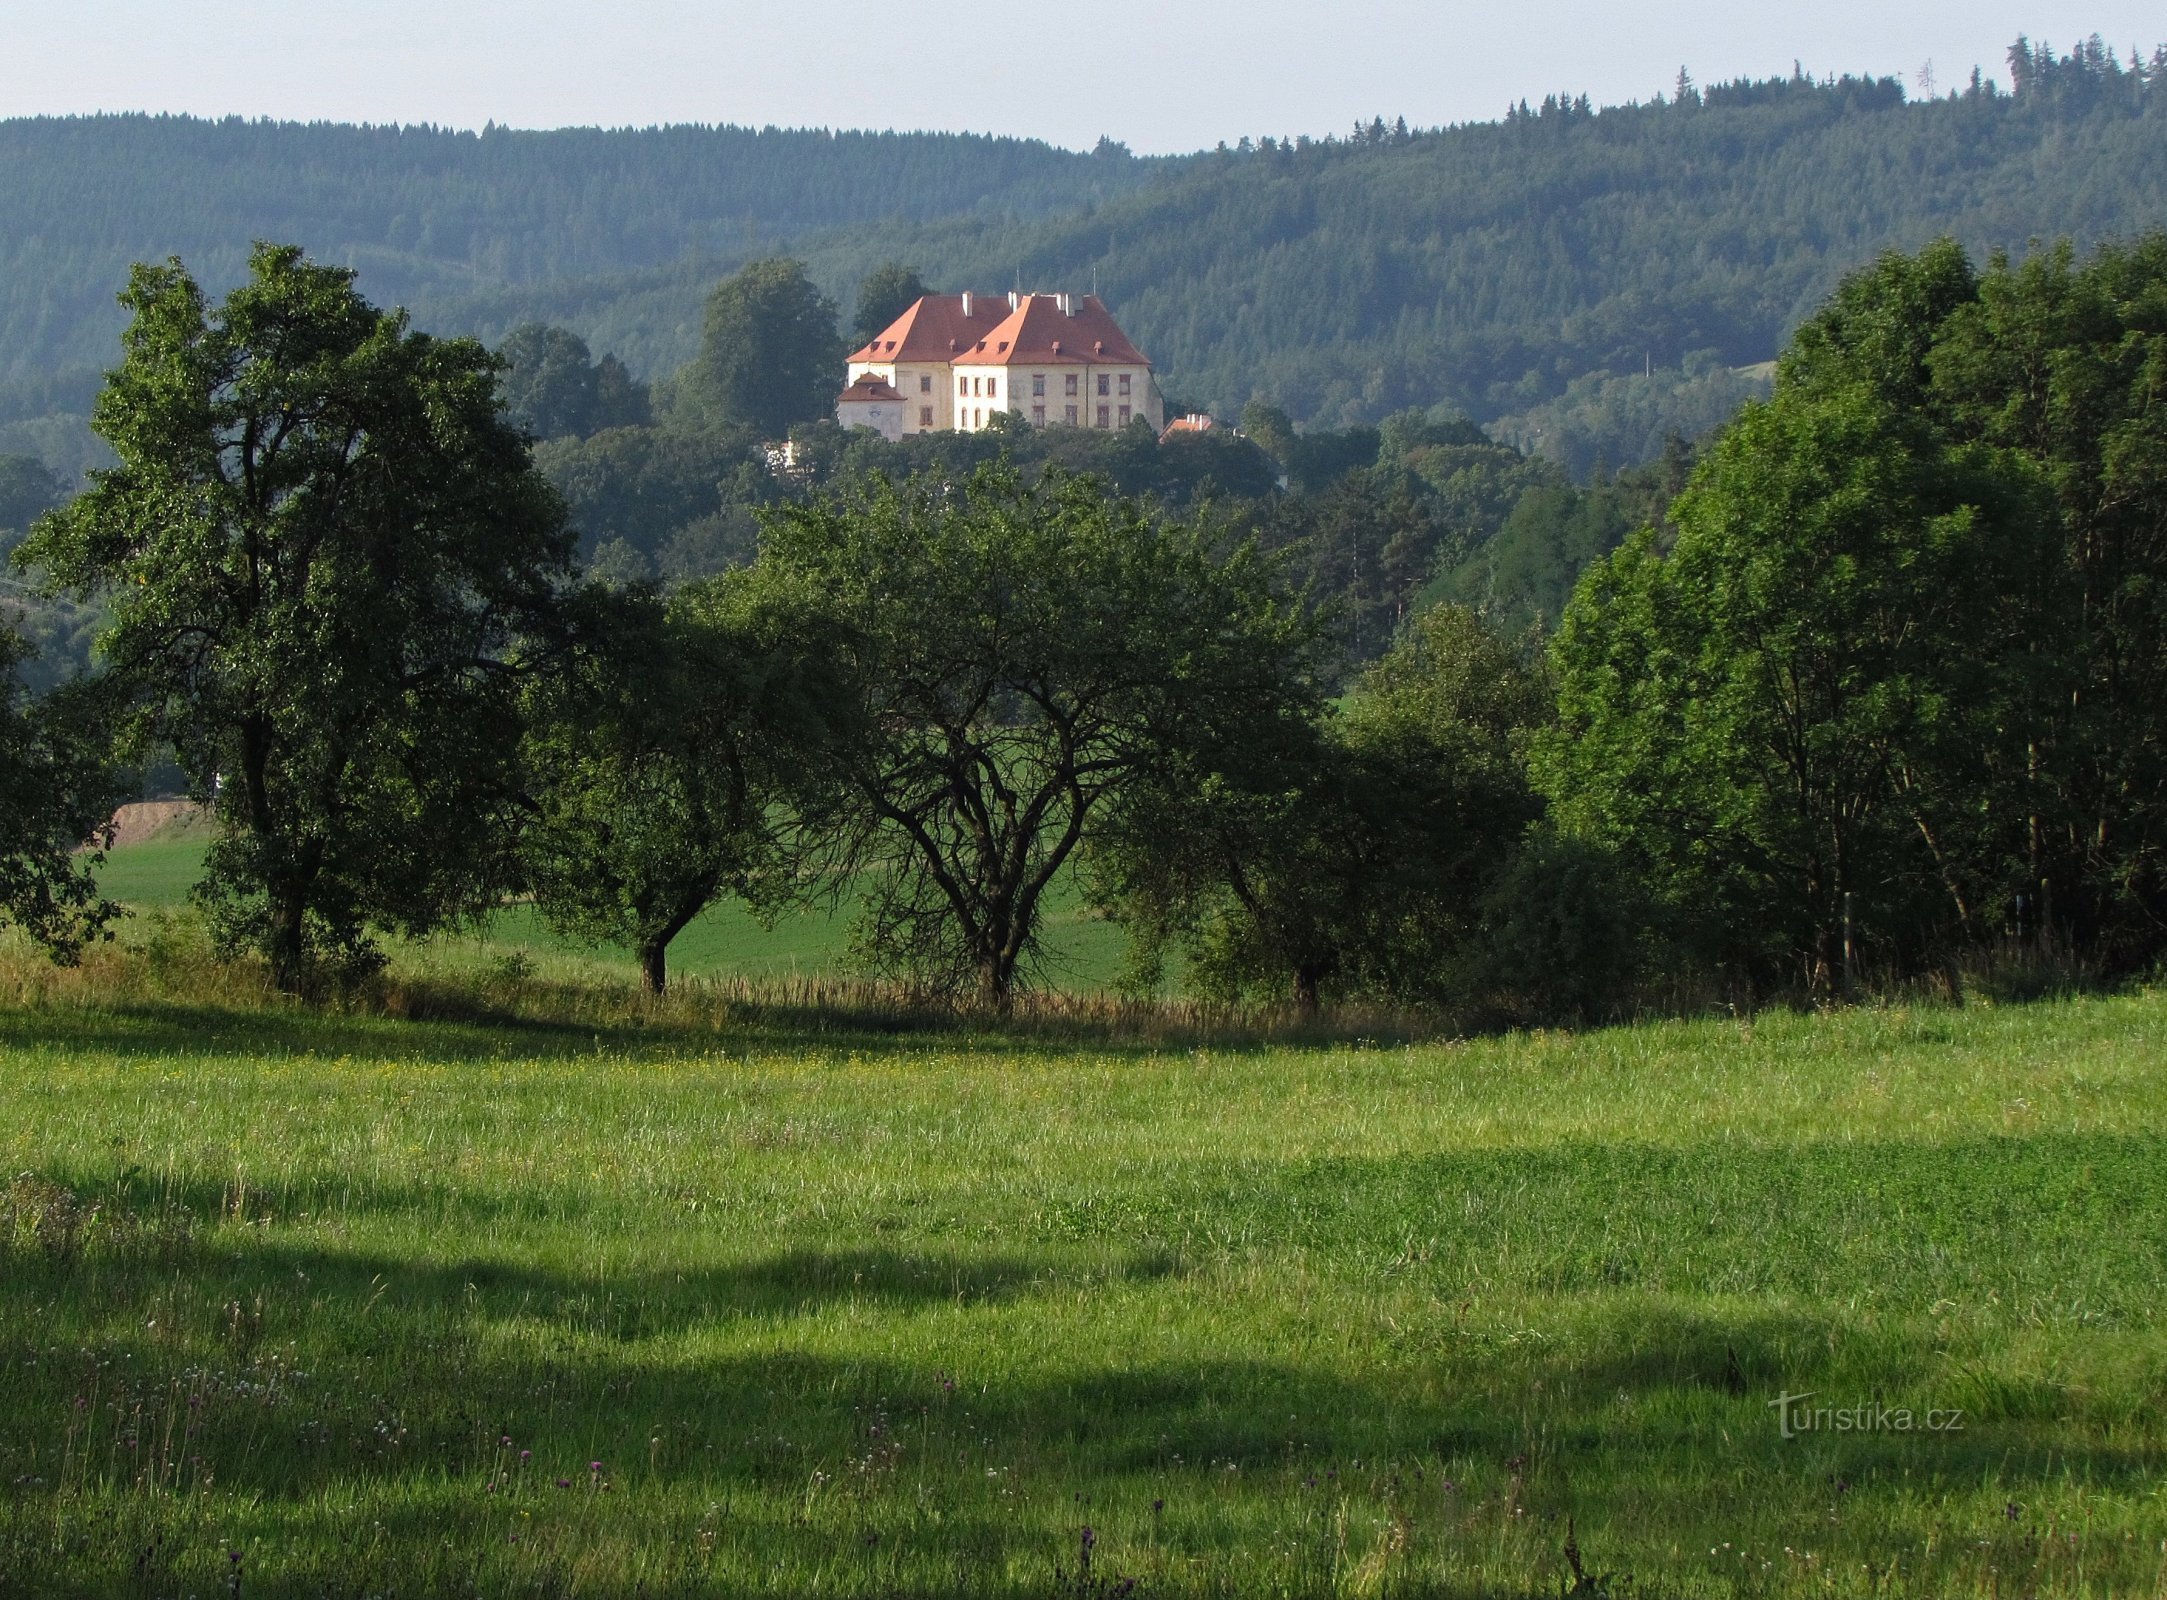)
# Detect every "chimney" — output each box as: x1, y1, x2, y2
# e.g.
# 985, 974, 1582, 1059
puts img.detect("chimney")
1008, 290, 1020, 310
961, 291, 973, 318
